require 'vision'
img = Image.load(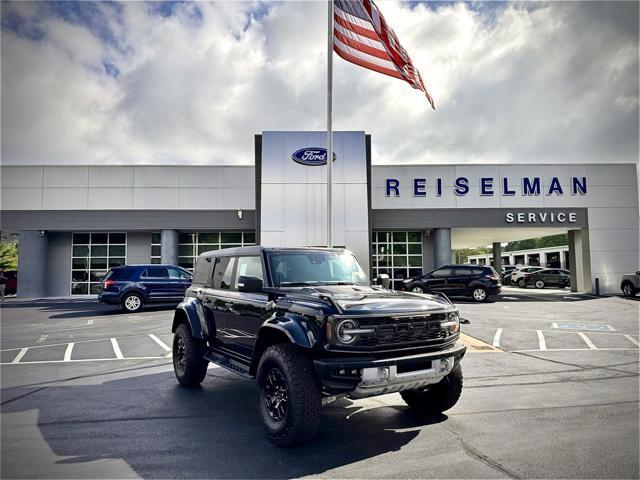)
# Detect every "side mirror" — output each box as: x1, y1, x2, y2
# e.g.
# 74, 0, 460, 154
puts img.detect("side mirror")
238, 275, 263, 293
374, 273, 391, 289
